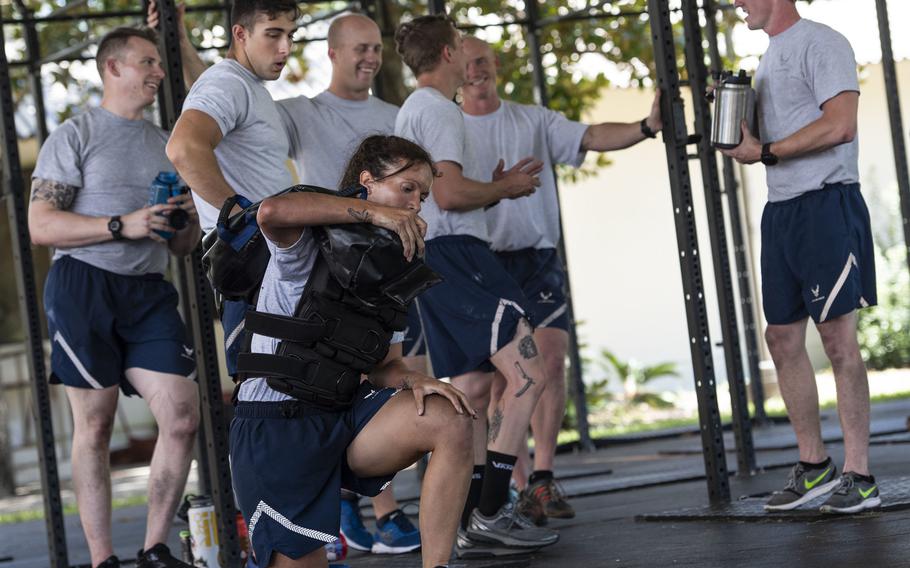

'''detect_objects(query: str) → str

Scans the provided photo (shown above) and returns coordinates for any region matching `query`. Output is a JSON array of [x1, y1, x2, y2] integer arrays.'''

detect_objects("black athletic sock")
[[478, 451, 517, 517], [798, 456, 831, 470], [460, 465, 485, 529], [528, 470, 554, 485], [846, 471, 875, 483]]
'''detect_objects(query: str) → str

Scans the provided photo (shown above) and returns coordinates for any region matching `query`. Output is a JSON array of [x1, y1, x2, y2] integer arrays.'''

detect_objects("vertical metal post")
[[523, 0, 594, 451], [647, 0, 730, 503], [360, 0, 385, 100], [14, 0, 49, 144], [427, 0, 446, 15], [702, 0, 767, 425], [156, 0, 240, 563], [876, 0, 910, 278], [680, 0, 755, 475], [0, 18, 69, 568]]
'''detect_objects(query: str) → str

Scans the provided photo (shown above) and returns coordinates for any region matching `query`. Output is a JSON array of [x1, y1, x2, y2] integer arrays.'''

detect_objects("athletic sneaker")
[[466, 501, 559, 549], [339, 496, 374, 552], [454, 527, 540, 559], [136, 543, 191, 568], [95, 556, 120, 568], [764, 459, 840, 511], [518, 477, 574, 525], [372, 509, 421, 554], [819, 472, 882, 514]]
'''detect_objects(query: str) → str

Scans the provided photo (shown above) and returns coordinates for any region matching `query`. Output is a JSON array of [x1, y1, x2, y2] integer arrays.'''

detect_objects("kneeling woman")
[[229, 135, 474, 568]]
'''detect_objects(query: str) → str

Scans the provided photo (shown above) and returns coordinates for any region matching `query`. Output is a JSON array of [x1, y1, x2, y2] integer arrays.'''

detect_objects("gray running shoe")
[[454, 528, 539, 559], [819, 472, 881, 514], [466, 502, 559, 549], [764, 460, 839, 511]]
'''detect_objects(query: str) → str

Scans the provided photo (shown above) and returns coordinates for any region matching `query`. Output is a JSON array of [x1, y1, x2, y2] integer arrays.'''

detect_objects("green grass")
[[0, 494, 149, 525]]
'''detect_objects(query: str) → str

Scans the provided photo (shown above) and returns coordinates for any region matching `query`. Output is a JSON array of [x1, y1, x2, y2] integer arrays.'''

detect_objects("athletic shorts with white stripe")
[[43, 256, 196, 396], [418, 235, 532, 378], [402, 299, 428, 358], [496, 247, 569, 331], [760, 182, 877, 325], [229, 382, 396, 566]]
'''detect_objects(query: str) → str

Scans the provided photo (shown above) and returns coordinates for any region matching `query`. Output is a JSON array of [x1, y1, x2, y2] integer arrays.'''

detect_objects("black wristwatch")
[[640, 118, 657, 139], [108, 216, 124, 241], [761, 142, 779, 166]]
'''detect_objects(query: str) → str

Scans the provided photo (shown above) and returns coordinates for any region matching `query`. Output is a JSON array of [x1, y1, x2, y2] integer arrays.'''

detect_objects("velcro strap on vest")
[[244, 310, 326, 343], [235, 351, 361, 410]]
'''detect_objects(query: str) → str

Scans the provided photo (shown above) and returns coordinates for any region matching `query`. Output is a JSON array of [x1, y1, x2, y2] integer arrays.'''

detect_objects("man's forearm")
[[30, 209, 111, 248], [582, 121, 647, 152], [767, 116, 855, 161], [170, 144, 236, 212], [179, 33, 207, 88], [434, 174, 503, 211]]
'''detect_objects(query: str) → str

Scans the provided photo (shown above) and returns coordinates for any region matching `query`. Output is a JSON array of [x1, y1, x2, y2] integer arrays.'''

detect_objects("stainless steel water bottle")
[[711, 70, 757, 149]]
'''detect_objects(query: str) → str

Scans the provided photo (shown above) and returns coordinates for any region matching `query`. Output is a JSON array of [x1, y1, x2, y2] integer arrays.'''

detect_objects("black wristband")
[[640, 118, 657, 139]]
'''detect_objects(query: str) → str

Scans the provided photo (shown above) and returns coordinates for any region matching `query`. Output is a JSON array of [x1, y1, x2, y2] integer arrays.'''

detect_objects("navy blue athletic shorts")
[[221, 299, 250, 376], [496, 248, 569, 331], [761, 182, 877, 325], [44, 256, 195, 396], [401, 299, 427, 358], [230, 382, 396, 565], [420, 235, 531, 378]]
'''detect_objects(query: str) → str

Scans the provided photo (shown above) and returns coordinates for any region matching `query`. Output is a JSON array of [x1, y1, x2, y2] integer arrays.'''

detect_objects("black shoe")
[[95, 556, 120, 568], [137, 543, 192, 568]]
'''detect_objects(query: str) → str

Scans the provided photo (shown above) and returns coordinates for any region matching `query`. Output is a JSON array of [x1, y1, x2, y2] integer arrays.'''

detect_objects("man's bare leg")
[[347, 394, 473, 567], [488, 372, 530, 490], [816, 311, 870, 475], [127, 369, 199, 550], [67, 385, 120, 567], [765, 318, 828, 463], [528, 328, 568, 473], [269, 548, 328, 568]]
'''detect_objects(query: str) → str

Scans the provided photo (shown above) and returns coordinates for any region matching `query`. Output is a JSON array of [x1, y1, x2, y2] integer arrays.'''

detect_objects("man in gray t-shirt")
[[395, 14, 559, 554], [29, 27, 201, 568], [460, 36, 662, 525], [275, 14, 399, 189], [723, 0, 878, 514]]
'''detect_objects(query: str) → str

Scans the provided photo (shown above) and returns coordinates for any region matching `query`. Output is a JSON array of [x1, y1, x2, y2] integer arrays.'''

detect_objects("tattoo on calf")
[[31, 178, 77, 210], [488, 406, 503, 443], [518, 335, 538, 359], [513, 361, 536, 398], [347, 207, 372, 223]]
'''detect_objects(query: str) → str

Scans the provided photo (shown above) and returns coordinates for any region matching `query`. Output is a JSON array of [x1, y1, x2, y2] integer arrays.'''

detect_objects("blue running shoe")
[[339, 496, 374, 552], [372, 509, 421, 554]]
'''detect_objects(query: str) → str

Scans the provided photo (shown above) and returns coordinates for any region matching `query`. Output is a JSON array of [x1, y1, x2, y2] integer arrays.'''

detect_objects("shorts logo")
[[810, 284, 826, 303], [491, 460, 514, 471], [364, 389, 379, 400], [538, 291, 555, 304], [181, 345, 194, 360]]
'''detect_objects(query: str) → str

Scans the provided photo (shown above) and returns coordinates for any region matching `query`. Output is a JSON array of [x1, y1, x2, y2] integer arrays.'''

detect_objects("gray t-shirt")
[[239, 229, 404, 402], [182, 59, 293, 230], [755, 18, 860, 202], [464, 101, 588, 251], [276, 91, 398, 189], [32, 107, 171, 276], [396, 87, 488, 242]]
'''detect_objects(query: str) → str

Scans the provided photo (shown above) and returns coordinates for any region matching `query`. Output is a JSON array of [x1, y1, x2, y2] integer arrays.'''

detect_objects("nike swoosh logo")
[[859, 485, 877, 499], [803, 467, 832, 490]]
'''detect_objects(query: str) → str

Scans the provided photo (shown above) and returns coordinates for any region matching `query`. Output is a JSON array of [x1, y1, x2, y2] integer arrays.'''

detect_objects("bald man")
[[152, 6, 419, 556], [460, 36, 662, 525]]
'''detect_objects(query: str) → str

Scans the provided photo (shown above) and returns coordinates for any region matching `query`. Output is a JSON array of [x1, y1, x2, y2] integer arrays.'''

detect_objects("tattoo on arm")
[[488, 406, 503, 443], [347, 207, 371, 223], [518, 335, 538, 359], [31, 178, 78, 210], [513, 361, 536, 397]]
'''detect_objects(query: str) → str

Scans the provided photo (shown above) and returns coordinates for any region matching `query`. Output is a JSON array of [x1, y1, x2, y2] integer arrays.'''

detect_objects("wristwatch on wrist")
[[761, 142, 779, 166], [640, 118, 657, 139], [108, 216, 124, 241]]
